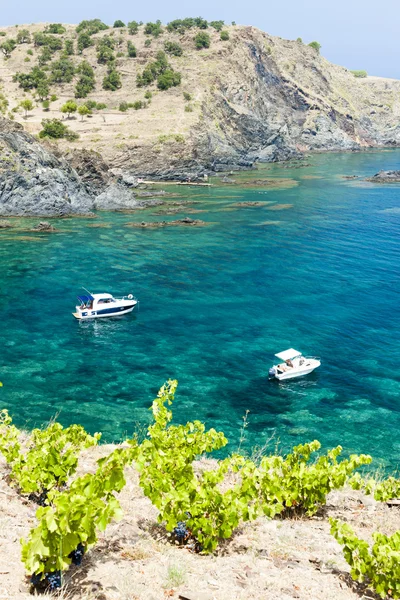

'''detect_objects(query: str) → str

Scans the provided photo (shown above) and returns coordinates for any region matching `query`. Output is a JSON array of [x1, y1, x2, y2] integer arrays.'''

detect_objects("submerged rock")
[[31, 221, 56, 232], [0, 219, 12, 228], [366, 170, 400, 183]]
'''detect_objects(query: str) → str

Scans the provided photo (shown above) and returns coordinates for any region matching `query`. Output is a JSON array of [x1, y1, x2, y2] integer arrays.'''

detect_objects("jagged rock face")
[[0, 119, 93, 216], [366, 170, 400, 182]]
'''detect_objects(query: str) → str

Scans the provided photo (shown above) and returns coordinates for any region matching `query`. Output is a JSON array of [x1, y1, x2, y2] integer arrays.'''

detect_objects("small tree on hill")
[[0, 39, 17, 57], [78, 104, 91, 120], [20, 98, 34, 117], [194, 32, 210, 49], [16, 29, 31, 44], [60, 100, 77, 118], [127, 41, 137, 57], [102, 69, 122, 91], [128, 21, 139, 35], [220, 30, 229, 41], [308, 41, 321, 53], [113, 20, 126, 28]]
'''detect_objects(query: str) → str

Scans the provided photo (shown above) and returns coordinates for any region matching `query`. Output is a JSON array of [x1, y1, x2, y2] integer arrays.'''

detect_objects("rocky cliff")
[[0, 22, 399, 212]]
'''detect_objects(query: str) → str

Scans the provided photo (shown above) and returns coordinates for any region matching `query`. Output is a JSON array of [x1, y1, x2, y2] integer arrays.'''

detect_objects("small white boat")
[[268, 348, 320, 381], [73, 292, 138, 320]]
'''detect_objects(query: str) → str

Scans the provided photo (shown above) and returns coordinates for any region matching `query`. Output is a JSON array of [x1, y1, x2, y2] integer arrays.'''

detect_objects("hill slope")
[[1, 21, 400, 178]]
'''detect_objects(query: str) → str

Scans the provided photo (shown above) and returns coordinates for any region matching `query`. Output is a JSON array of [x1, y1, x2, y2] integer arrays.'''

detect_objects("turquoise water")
[[1, 151, 400, 468]]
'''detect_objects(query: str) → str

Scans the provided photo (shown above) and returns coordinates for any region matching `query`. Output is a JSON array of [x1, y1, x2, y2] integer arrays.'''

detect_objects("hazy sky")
[[1, 0, 399, 78]]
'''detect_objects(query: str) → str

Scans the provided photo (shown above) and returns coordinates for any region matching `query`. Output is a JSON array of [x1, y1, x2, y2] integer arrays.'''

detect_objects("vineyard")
[[0, 381, 399, 599]]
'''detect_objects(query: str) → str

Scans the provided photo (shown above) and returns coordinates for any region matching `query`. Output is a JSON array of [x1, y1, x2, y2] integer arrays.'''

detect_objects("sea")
[[1, 150, 400, 469]]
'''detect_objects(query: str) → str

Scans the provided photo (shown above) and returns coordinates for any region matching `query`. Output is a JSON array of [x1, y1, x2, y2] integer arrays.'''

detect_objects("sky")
[[1, 0, 399, 79]]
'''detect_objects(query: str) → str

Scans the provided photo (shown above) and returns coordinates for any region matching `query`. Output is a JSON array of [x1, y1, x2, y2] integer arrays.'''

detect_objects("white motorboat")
[[268, 348, 320, 381], [73, 292, 138, 320]]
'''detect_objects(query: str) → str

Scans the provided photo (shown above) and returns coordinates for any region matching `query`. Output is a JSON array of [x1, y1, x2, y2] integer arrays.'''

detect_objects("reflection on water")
[[1, 151, 400, 469]]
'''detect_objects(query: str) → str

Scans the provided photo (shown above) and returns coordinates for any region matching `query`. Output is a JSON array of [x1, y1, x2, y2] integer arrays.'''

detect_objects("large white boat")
[[73, 292, 138, 320], [268, 348, 320, 381]]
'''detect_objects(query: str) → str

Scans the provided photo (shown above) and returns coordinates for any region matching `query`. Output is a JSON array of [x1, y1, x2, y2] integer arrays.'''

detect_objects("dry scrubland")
[[0, 444, 399, 600], [0, 21, 400, 173]]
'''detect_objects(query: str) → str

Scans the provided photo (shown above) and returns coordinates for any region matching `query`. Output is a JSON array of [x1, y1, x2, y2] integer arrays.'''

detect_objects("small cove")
[[1, 150, 400, 468]]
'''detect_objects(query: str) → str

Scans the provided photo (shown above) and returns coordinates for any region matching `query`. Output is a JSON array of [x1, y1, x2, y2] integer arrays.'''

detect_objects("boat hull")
[[271, 359, 321, 381], [73, 303, 137, 320]]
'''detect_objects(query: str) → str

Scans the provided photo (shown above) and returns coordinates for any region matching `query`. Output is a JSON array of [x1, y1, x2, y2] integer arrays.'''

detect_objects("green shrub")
[[0, 32, 6, 37], [220, 30, 229, 41], [78, 104, 91, 120], [44, 24, 66, 34], [184, 104, 193, 112], [77, 32, 93, 53], [75, 61, 96, 98], [183, 91, 192, 101], [144, 20, 163, 37], [102, 69, 122, 91], [127, 41, 137, 57], [350, 70, 367, 78], [167, 17, 208, 33], [96, 102, 107, 110], [144, 90, 152, 99], [50, 94, 57, 102], [33, 33, 62, 52], [13, 66, 48, 91], [296, 37, 303, 43], [128, 21, 139, 34], [60, 99, 77, 118], [119, 101, 129, 111], [24, 57, 30, 63], [331, 519, 400, 599], [76, 19, 108, 35], [113, 20, 126, 28], [42, 99, 50, 111], [38, 46, 52, 65], [0, 39, 17, 57], [97, 36, 115, 64], [194, 32, 210, 49], [50, 58, 75, 83], [157, 69, 181, 90], [27, 49, 33, 55], [132, 100, 143, 109], [16, 29, 31, 44], [308, 41, 321, 53], [144, 38, 151, 47], [136, 50, 171, 87], [64, 39, 74, 55], [39, 118, 78, 140], [210, 20, 224, 31], [164, 40, 183, 56]]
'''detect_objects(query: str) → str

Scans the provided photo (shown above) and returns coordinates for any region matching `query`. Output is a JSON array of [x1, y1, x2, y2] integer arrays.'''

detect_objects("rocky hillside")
[[0, 20, 400, 180]]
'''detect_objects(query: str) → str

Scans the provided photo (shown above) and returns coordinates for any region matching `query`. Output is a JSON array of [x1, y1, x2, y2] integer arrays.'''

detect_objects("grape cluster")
[[69, 543, 85, 566], [28, 490, 48, 506], [173, 521, 188, 542], [31, 570, 62, 591]]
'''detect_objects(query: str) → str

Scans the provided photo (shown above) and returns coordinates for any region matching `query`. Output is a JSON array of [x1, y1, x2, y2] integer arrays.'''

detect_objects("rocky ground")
[[1, 445, 399, 600]]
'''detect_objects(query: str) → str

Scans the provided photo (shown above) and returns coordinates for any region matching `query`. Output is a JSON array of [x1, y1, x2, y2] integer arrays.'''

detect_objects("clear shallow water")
[[1, 151, 400, 468]]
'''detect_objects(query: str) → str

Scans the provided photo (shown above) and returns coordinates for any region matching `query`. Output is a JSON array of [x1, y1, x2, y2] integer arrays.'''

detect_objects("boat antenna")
[[82, 286, 92, 296]]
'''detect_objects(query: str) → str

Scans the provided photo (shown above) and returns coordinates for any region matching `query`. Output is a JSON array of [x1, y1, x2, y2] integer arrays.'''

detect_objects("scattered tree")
[[14, 66, 48, 91], [42, 99, 50, 111], [157, 69, 181, 90], [60, 99, 77, 118], [308, 41, 321, 53], [144, 21, 163, 37], [45, 24, 66, 34], [183, 91, 192, 101], [296, 37, 303, 43], [119, 101, 129, 111], [210, 20, 224, 31], [39, 118, 79, 140], [113, 20, 125, 28], [220, 30, 229, 41], [164, 40, 183, 56], [36, 80, 50, 100], [74, 60, 96, 98], [128, 21, 139, 35], [127, 41, 137, 57], [144, 38, 151, 47], [102, 69, 122, 91], [64, 39, 74, 55], [51, 58, 75, 83], [19, 98, 34, 117], [16, 29, 31, 44], [33, 33, 62, 52], [97, 36, 115, 64], [76, 19, 108, 35], [194, 32, 210, 49], [38, 46, 52, 66], [0, 39, 17, 57], [144, 90, 152, 100], [77, 32, 93, 53], [78, 104, 91, 120]]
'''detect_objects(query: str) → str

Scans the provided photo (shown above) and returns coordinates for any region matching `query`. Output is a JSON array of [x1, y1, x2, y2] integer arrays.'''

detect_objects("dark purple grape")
[[46, 571, 62, 590], [173, 521, 188, 541], [69, 543, 85, 566]]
